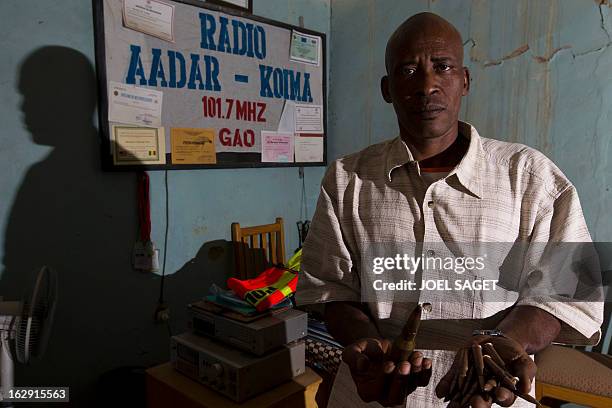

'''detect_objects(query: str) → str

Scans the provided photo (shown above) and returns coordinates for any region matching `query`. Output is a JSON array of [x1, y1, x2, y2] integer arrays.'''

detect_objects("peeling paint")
[[532, 45, 572, 63], [483, 60, 501, 67], [504, 44, 531, 60], [481, 44, 530, 67]]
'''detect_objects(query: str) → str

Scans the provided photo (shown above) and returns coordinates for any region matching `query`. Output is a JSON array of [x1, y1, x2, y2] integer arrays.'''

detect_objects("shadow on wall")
[[0, 46, 169, 407], [167, 239, 235, 331], [0, 46, 236, 407]]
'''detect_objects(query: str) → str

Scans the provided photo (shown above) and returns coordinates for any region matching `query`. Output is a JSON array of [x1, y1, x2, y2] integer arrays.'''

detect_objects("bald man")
[[296, 12, 602, 408]]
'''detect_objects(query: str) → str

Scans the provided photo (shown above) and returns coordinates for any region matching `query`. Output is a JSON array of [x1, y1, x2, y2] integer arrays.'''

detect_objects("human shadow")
[[165, 239, 236, 334], [0, 46, 168, 407]]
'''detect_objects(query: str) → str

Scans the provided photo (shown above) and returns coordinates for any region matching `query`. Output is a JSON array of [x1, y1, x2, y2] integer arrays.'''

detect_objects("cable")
[[159, 170, 169, 305]]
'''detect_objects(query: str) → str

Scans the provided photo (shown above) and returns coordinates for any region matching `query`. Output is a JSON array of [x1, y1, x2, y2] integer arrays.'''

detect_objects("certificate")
[[290, 31, 321, 66], [113, 126, 166, 165], [123, 0, 175, 42], [294, 104, 323, 133], [261, 131, 294, 163], [295, 135, 323, 163], [108, 81, 163, 127], [170, 128, 217, 164]]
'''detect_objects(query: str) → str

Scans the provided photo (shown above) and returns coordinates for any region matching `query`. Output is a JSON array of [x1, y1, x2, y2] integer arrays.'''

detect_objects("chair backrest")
[[231, 217, 285, 279]]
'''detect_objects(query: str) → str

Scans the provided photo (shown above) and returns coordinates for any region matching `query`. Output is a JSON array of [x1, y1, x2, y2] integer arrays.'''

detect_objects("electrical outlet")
[[133, 241, 159, 272]]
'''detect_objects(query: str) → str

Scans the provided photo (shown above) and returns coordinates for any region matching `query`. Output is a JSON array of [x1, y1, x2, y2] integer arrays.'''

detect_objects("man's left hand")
[[435, 335, 537, 407]]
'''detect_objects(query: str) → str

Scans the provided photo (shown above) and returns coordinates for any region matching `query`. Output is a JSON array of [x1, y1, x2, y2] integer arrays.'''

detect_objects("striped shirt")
[[296, 121, 603, 408]]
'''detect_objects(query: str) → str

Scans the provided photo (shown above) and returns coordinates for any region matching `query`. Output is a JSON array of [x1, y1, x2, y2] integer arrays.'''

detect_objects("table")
[[146, 362, 322, 408]]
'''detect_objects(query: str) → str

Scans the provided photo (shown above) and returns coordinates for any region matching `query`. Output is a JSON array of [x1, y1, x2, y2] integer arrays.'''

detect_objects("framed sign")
[[93, 0, 327, 170]]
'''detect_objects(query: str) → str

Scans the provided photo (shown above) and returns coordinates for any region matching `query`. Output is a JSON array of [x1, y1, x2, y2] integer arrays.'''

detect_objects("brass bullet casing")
[[483, 342, 506, 368], [471, 344, 485, 389], [391, 338, 417, 363], [483, 355, 517, 391], [441, 340, 543, 407], [460, 380, 479, 407], [390, 304, 426, 363], [460, 365, 475, 395], [458, 347, 470, 389], [448, 362, 460, 396]]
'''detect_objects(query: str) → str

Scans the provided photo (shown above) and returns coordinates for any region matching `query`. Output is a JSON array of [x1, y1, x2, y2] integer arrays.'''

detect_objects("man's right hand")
[[342, 337, 433, 407]]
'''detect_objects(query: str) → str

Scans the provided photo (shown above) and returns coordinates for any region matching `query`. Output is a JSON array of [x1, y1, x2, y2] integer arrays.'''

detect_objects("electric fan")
[[0, 266, 58, 403]]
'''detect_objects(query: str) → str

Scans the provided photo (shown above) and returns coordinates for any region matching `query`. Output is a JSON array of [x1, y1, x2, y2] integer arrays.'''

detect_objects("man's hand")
[[435, 335, 536, 408], [343, 337, 433, 407]]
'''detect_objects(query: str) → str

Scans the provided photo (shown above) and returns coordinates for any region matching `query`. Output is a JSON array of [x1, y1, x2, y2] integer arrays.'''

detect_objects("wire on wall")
[[157, 170, 172, 337], [159, 170, 169, 305]]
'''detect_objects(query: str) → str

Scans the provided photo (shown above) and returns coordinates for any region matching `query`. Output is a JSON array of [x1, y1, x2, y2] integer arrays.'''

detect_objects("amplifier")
[[187, 302, 307, 355], [171, 332, 305, 402]]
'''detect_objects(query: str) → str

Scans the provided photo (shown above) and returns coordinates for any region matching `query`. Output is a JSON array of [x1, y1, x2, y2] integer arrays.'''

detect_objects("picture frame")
[[93, 0, 327, 171]]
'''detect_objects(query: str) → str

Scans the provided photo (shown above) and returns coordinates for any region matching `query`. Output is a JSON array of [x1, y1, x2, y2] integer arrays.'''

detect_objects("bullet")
[[460, 366, 475, 395], [390, 304, 422, 363], [472, 344, 485, 390], [460, 380, 479, 407], [483, 355, 517, 391], [448, 365, 459, 397], [458, 347, 469, 389], [483, 342, 506, 368]]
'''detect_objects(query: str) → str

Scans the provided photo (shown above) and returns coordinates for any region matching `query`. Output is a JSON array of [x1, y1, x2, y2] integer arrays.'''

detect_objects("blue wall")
[[329, 0, 612, 240], [0, 0, 328, 405]]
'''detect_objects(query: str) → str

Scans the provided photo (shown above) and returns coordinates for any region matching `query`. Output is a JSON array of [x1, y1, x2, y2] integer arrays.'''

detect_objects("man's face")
[[382, 31, 469, 141]]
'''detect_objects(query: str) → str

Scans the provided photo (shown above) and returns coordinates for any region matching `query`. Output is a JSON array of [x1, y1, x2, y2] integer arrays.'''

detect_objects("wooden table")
[[146, 362, 322, 408]]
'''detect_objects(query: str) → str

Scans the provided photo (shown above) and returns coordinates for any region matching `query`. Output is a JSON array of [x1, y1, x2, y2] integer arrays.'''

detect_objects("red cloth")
[[227, 267, 298, 312]]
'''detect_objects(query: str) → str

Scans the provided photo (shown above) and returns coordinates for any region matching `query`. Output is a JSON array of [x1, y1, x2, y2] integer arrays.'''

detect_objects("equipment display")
[[171, 332, 305, 402], [187, 302, 307, 355]]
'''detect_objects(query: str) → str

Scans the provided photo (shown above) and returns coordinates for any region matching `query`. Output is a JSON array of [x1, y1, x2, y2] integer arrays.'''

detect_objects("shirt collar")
[[385, 136, 416, 181], [386, 121, 484, 198]]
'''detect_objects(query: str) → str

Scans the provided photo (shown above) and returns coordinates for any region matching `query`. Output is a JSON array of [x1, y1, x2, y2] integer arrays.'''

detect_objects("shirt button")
[[427, 201, 434, 208], [426, 250, 435, 257]]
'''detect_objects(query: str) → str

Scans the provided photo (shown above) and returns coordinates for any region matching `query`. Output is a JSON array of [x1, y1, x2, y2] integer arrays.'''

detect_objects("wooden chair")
[[231, 217, 286, 280], [535, 295, 612, 407]]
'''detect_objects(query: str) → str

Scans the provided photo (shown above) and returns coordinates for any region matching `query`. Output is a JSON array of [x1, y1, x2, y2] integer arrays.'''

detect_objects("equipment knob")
[[207, 363, 224, 380]]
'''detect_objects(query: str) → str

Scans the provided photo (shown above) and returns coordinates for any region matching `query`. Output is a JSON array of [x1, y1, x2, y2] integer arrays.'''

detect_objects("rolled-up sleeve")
[[295, 163, 361, 305], [516, 185, 604, 345]]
